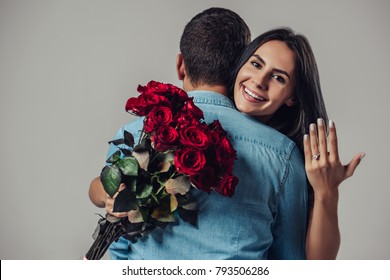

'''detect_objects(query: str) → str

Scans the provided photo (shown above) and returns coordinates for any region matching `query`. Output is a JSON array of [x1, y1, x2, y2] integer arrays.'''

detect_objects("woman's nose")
[[252, 72, 268, 90]]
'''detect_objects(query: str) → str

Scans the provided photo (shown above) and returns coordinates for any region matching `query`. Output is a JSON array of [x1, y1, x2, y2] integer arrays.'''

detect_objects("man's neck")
[[183, 81, 227, 96]]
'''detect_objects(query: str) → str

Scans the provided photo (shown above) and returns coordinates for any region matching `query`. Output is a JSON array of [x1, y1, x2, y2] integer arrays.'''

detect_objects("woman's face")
[[234, 40, 296, 122]]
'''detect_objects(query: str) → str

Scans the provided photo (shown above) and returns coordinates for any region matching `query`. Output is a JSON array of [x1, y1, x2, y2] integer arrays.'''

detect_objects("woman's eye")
[[272, 74, 285, 84], [251, 61, 261, 69]]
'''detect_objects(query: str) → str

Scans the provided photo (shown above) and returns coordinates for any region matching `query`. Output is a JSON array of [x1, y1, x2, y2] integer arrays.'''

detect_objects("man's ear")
[[176, 53, 186, 80], [285, 97, 297, 107]]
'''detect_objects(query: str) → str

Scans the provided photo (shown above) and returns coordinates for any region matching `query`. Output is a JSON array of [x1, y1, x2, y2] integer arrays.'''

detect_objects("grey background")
[[0, 0, 388, 260]]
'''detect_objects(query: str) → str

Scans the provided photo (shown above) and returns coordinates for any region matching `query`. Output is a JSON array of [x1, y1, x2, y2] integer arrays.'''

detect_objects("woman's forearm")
[[306, 192, 340, 260], [88, 176, 106, 208]]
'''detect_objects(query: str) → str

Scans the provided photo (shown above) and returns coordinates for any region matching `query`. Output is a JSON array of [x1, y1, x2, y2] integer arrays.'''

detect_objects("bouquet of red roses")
[[85, 81, 238, 259]]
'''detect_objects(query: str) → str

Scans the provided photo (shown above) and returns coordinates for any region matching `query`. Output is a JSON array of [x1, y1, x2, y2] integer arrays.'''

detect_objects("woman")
[[229, 28, 365, 259]]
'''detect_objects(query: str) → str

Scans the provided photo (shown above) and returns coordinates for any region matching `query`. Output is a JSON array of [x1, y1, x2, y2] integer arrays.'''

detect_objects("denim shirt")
[[107, 90, 308, 260]]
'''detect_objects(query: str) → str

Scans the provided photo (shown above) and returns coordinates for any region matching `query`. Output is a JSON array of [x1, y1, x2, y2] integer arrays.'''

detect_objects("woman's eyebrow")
[[252, 54, 291, 80], [252, 54, 266, 65]]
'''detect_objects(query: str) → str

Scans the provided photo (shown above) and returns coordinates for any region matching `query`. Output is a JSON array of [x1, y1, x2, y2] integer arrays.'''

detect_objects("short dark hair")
[[230, 27, 328, 153], [180, 7, 251, 87]]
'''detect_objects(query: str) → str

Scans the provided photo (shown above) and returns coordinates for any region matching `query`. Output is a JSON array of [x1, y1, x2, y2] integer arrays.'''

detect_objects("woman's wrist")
[[313, 187, 339, 207]]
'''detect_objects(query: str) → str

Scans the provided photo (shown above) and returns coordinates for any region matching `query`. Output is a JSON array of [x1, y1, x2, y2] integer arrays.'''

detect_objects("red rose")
[[152, 126, 179, 152], [216, 136, 237, 160], [125, 97, 148, 116], [179, 125, 210, 150], [137, 81, 189, 107], [166, 83, 189, 103], [143, 105, 173, 133], [137, 81, 170, 95], [208, 120, 224, 133], [189, 165, 216, 193], [207, 120, 225, 143], [180, 98, 204, 121], [215, 174, 238, 197], [126, 92, 170, 116], [174, 148, 206, 176], [175, 112, 200, 128]]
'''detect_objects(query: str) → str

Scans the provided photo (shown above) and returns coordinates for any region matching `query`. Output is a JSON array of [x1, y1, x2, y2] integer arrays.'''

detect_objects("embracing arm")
[[88, 125, 128, 209], [88, 176, 106, 208], [304, 118, 365, 259], [89, 176, 128, 218]]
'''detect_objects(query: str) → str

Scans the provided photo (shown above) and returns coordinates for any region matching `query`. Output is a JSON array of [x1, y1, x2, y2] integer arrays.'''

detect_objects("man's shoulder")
[[224, 113, 297, 159], [192, 97, 297, 159]]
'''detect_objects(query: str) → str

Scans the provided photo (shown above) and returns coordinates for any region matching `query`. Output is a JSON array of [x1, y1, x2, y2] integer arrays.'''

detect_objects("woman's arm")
[[89, 176, 128, 218], [303, 118, 365, 259], [305, 188, 340, 259], [88, 176, 107, 208]]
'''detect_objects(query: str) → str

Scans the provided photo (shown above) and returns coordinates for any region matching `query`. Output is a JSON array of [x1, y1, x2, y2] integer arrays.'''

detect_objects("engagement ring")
[[312, 153, 320, 160]]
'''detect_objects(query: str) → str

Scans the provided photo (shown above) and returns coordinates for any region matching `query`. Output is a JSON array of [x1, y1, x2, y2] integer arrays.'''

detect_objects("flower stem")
[[85, 216, 124, 260]]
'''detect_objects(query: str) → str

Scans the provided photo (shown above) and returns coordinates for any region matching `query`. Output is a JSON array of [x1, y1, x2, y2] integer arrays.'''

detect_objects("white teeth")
[[244, 87, 265, 101]]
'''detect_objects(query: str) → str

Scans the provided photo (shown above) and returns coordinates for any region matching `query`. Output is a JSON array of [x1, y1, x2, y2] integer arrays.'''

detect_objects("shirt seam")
[[230, 135, 294, 159], [191, 97, 235, 109]]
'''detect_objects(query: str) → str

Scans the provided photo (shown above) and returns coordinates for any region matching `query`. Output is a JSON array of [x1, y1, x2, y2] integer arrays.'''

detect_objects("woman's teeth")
[[244, 87, 265, 101]]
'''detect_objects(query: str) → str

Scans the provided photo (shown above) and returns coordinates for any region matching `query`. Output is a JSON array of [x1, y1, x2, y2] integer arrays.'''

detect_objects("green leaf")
[[178, 208, 198, 226], [106, 150, 121, 164], [170, 194, 178, 212], [136, 184, 153, 199], [117, 157, 139, 176], [151, 192, 159, 204], [151, 207, 176, 223], [123, 130, 135, 147], [123, 175, 137, 192], [120, 148, 133, 157], [134, 137, 151, 153], [138, 206, 150, 222], [108, 138, 124, 146], [113, 188, 138, 212], [100, 165, 121, 197]]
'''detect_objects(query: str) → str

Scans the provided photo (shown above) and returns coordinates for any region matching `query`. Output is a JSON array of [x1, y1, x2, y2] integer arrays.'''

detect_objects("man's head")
[[177, 7, 250, 90]]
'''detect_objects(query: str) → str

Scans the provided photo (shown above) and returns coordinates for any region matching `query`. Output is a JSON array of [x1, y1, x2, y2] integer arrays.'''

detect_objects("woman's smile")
[[242, 84, 267, 102]]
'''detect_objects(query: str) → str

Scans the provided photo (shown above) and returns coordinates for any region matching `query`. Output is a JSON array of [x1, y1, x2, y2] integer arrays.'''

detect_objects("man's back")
[[108, 91, 308, 259]]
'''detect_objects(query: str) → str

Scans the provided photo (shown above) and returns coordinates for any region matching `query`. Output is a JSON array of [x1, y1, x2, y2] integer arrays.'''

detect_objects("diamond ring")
[[312, 153, 320, 160]]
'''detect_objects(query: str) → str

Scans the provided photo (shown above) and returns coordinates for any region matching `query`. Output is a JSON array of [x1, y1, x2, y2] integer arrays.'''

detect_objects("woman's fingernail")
[[304, 134, 309, 141], [360, 153, 366, 160], [329, 120, 334, 128], [317, 118, 324, 126], [310, 123, 316, 131]]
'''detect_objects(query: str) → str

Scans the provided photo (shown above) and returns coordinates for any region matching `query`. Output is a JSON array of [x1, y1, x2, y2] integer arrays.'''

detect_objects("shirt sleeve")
[[106, 126, 126, 160], [105, 117, 144, 161], [268, 145, 308, 259]]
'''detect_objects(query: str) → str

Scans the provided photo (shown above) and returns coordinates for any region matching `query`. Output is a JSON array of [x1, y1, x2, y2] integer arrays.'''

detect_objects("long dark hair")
[[229, 27, 328, 154]]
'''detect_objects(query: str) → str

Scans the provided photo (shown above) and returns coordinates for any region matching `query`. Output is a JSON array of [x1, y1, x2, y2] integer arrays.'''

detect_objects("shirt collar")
[[187, 90, 235, 109]]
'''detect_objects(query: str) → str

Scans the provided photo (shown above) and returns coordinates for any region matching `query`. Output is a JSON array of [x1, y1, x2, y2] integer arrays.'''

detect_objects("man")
[[89, 7, 308, 259]]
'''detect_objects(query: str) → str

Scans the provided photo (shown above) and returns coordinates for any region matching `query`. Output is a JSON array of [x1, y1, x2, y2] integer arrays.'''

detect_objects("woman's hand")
[[303, 118, 365, 259], [303, 118, 365, 199], [105, 184, 128, 218]]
